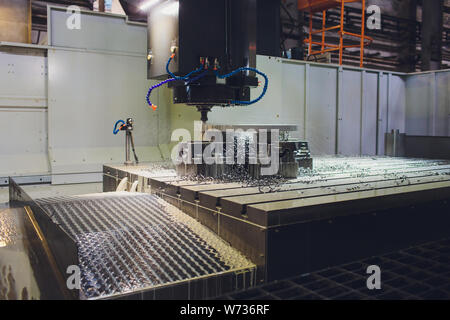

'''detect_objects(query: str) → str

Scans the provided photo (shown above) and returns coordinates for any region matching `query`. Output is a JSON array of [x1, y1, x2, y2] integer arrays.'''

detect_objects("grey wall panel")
[[45, 8, 169, 184], [47, 49, 163, 180], [0, 50, 47, 108], [281, 61, 305, 140], [307, 66, 337, 155], [0, 47, 49, 177], [388, 75, 406, 133], [362, 72, 378, 156], [377, 74, 388, 155], [48, 6, 146, 55], [405, 73, 433, 136], [338, 70, 362, 155], [436, 72, 450, 136], [405, 70, 450, 138], [0, 108, 49, 176]]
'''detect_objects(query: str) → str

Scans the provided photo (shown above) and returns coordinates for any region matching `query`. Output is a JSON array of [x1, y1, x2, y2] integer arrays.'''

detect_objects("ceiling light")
[[161, 1, 179, 15], [140, 0, 160, 11]]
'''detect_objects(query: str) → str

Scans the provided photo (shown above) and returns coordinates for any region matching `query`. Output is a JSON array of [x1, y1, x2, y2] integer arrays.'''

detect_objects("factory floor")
[[218, 238, 450, 300]]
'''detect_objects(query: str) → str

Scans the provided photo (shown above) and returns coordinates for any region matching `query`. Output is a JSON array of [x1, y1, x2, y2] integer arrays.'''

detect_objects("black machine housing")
[[147, 0, 280, 113]]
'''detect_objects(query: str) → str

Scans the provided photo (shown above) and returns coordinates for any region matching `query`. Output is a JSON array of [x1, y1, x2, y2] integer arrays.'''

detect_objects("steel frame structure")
[[299, 0, 373, 67]]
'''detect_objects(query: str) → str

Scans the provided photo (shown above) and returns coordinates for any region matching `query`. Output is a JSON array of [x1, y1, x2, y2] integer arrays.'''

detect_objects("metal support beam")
[[99, 0, 105, 12], [398, 0, 418, 72], [421, 0, 444, 71]]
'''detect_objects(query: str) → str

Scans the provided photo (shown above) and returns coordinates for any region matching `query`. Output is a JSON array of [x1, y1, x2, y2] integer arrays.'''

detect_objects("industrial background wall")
[[406, 71, 450, 137], [206, 56, 407, 156], [0, 45, 49, 181], [0, 7, 449, 185]]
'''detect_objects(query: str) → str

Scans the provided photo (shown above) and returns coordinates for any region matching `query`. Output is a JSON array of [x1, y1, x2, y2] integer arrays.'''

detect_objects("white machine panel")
[[47, 49, 163, 182], [48, 6, 146, 55]]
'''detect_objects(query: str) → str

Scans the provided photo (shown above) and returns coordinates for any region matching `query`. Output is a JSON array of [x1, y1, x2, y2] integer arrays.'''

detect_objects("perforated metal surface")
[[36, 193, 255, 299]]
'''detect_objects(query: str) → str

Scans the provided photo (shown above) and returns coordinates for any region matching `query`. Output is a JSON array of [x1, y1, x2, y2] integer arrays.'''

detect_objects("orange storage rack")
[[298, 0, 373, 67]]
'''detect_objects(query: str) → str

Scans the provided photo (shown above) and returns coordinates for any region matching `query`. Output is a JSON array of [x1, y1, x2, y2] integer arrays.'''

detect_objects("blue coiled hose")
[[146, 56, 269, 109], [214, 67, 269, 105], [113, 120, 125, 135]]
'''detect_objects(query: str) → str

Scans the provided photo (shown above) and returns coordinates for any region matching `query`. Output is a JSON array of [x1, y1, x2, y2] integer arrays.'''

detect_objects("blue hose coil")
[[146, 56, 269, 108], [113, 120, 125, 135], [215, 67, 269, 105]]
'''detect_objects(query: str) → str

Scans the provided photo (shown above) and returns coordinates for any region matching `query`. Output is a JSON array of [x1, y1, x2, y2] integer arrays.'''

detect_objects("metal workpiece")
[[34, 192, 255, 300], [173, 129, 312, 179]]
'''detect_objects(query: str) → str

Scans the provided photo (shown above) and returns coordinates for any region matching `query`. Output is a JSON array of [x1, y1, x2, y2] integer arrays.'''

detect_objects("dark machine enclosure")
[[147, 0, 257, 79], [146, 0, 281, 107]]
